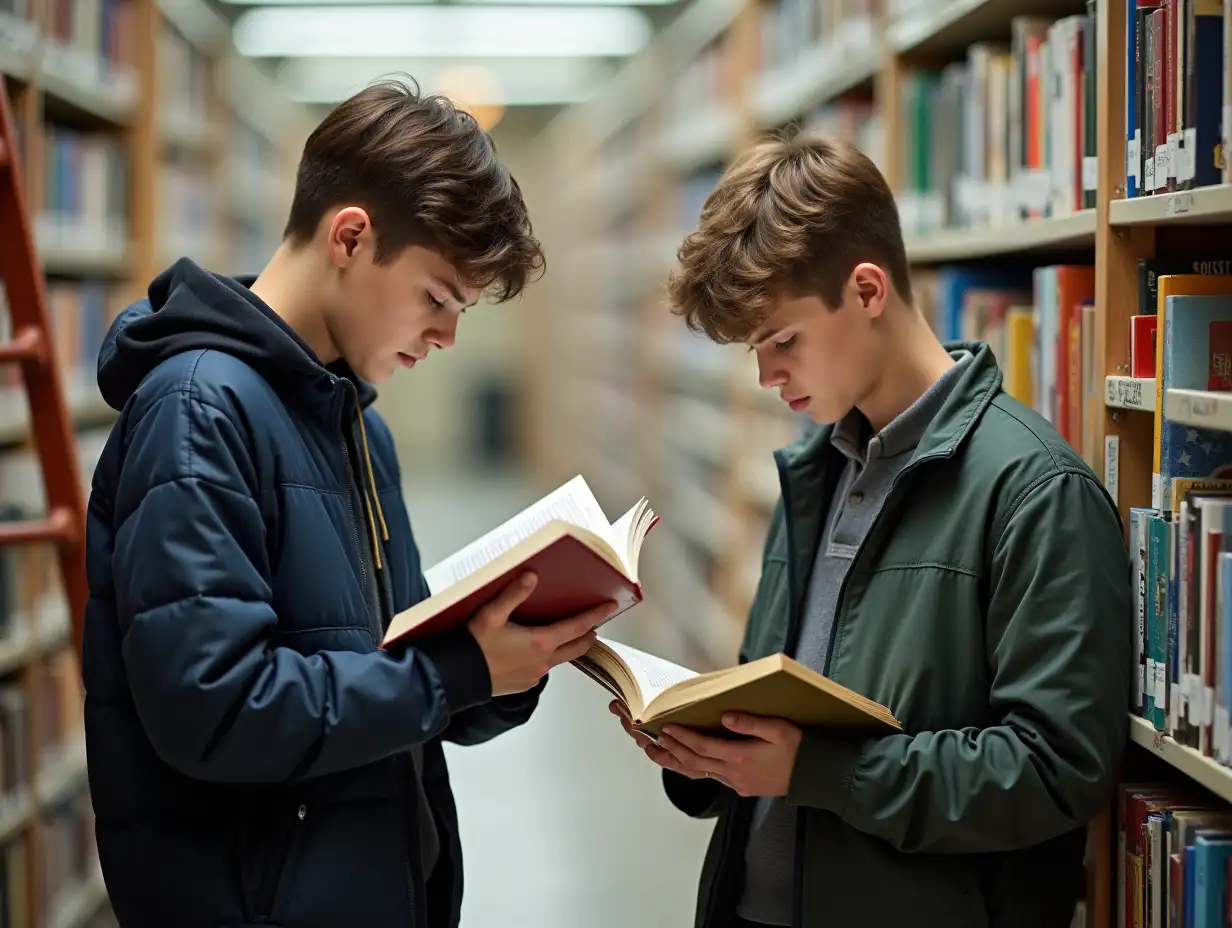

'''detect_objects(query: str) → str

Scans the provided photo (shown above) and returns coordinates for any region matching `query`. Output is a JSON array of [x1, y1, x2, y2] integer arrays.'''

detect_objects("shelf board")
[[905, 210, 1096, 263], [1109, 184, 1232, 227], [751, 24, 879, 128], [657, 102, 738, 172], [1165, 388, 1232, 432], [1128, 715, 1232, 803], [36, 741, 88, 810], [1105, 376, 1156, 412], [0, 12, 38, 82], [50, 869, 108, 928], [0, 790, 33, 844], [889, 0, 1093, 57]]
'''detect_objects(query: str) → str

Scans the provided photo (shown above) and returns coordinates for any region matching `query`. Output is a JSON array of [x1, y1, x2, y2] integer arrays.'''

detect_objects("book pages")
[[601, 639, 697, 707], [423, 475, 612, 593]]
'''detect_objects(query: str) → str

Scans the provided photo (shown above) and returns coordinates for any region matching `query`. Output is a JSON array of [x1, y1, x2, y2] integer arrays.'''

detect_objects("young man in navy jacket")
[[82, 78, 608, 928]]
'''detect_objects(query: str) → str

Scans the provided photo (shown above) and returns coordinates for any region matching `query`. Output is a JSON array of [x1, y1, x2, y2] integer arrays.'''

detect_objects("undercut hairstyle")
[[667, 132, 913, 344], [284, 76, 544, 302]]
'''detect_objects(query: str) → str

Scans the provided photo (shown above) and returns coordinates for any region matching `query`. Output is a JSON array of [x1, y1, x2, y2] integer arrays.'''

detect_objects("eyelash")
[[775, 335, 797, 351]]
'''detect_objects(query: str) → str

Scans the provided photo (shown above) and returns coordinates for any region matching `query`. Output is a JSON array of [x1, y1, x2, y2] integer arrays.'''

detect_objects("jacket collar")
[[777, 340, 1002, 477]]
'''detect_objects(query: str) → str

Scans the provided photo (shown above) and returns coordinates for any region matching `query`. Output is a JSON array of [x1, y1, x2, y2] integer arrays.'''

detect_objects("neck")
[[250, 242, 341, 365], [856, 302, 956, 433]]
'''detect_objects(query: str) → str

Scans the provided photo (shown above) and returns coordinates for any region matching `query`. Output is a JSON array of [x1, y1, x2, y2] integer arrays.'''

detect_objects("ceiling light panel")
[[277, 56, 611, 106], [233, 5, 653, 58]]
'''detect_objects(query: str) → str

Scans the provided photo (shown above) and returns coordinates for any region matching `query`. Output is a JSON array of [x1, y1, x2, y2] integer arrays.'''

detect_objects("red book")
[[382, 475, 658, 647], [1208, 321, 1232, 389], [1132, 314, 1160, 377], [1152, 9, 1168, 193]]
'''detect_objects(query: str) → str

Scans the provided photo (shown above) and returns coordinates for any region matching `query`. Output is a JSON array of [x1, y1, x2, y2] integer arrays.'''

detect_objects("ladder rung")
[[0, 507, 76, 547], [0, 326, 47, 364]]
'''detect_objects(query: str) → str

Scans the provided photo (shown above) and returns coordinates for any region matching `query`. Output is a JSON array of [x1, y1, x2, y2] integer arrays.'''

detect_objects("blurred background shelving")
[[1, 1, 307, 924], [4, 0, 1232, 923]]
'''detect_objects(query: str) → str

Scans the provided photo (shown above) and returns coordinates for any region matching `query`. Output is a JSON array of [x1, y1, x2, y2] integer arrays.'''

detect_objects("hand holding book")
[[610, 700, 801, 798], [468, 572, 615, 696]]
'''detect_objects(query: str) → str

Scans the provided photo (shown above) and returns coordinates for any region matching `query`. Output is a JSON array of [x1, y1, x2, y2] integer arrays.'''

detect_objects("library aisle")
[[403, 471, 715, 928]]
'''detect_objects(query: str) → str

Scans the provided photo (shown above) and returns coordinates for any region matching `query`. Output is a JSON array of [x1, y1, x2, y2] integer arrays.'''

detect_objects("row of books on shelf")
[[913, 262, 1102, 466], [1119, 781, 1232, 928], [157, 18, 213, 126], [41, 124, 128, 243], [0, 280, 122, 394], [2, 791, 100, 928], [1124, 0, 1229, 198], [756, 0, 874, 76], [897, 8, 1097, 235]]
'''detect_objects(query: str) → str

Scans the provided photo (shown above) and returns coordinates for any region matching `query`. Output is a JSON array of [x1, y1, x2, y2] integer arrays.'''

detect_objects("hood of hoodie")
[[97, 257, 377, 414]]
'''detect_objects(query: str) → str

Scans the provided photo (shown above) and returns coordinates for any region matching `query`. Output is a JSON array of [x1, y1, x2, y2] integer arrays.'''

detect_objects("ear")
[[850, 263, 889, 319], [327, 207, 373, 268]]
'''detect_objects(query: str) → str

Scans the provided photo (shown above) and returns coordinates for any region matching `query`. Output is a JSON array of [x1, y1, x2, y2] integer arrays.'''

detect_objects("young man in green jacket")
[[611, 135, 1132, 927]]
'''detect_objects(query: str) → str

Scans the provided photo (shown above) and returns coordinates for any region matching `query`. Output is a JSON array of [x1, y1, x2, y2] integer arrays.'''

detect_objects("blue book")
[[935, 266, 1033, 343], [1125, 0, 1138, 197], [1193, 833, 1232, 926], [1181, 0, 1224, 189], [1132, 507, 1153, 712], [1159, 294, 1232, 510], [1149, 513, 1171, 729]]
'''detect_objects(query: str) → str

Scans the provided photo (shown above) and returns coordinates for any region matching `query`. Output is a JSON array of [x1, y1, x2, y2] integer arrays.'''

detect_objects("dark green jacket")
[[664, 341, 1132, 928]]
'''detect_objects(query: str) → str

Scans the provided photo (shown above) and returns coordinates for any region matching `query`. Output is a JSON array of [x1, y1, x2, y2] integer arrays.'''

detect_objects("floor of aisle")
[[403, 468, 716, 928]]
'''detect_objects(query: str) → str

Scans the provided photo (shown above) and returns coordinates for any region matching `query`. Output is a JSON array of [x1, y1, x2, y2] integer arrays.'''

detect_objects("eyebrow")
[[748, 326, 784, 349], [433, 274, 476, 309]]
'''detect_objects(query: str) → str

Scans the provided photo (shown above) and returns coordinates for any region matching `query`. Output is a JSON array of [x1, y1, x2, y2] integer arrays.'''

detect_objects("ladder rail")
[[0, 82, 91, 660]]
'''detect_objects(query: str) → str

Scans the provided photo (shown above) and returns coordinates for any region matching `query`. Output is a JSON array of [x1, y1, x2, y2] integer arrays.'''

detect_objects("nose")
[[757, 352, 786, 390], [427, 317, 458, 351]]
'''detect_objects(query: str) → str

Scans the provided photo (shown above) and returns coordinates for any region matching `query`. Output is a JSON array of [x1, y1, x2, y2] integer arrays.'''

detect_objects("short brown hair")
[[668, 132, 912, 343], [284, 76, 543, 302]]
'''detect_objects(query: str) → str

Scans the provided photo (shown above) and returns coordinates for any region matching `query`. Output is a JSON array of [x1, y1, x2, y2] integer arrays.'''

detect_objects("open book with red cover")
[[382, 475, 658, 648]]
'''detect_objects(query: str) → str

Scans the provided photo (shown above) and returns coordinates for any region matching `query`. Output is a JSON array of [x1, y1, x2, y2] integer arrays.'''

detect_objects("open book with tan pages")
[[382, 476, 658, 648], [574, 638, 901, 740]]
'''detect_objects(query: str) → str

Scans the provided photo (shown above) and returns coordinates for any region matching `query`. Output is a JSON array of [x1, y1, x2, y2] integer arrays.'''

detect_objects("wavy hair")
[[284, 75, 544, 302], [667, 132, 912, 343]]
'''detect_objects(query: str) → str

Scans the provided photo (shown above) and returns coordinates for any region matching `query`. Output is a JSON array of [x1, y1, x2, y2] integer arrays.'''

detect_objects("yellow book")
[[1152, 275, 1232, 508], [574, 638, 901, 740], [1004, 306, 1035, 405]]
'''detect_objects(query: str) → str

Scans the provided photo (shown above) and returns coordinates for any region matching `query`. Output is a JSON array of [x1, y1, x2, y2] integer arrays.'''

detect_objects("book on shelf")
[[1117, 782, 1232, 928], [1151, 277, 1232, 509], [895, 6, 1097, 236], [382, 476, 658, 648], [1125, 0, 1224, 198], [573, 637, 901, 740]]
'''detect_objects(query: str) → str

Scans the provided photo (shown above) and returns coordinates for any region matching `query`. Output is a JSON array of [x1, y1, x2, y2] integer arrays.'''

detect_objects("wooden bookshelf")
[[0, 1, 308, 925], [531, 0, 1232, 923]]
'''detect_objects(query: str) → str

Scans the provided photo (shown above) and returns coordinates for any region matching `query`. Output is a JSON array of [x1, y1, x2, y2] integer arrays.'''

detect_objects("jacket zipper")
[[254, 801, 307, 918], [333, 379, 416, 926], [772, 447, 946, 927]]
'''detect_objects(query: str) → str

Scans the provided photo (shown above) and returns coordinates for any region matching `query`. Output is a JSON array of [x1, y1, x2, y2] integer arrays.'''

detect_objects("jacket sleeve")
[[662, 769, 731, 819], [785, 469, 1132, 854], [417, 566, 547, 746], [113, 388, 492, 783]]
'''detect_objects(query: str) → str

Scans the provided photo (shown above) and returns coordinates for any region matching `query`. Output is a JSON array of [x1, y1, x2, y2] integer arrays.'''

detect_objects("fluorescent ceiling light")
[[233, 6, 652, 58], [277, 57, 610, 106]]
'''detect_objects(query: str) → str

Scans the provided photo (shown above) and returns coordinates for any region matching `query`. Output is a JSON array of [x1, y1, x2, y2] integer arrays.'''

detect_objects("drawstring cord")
[[355, 410, 389, 571]]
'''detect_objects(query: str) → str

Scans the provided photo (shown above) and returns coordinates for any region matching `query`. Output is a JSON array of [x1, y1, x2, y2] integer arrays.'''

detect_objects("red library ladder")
[[0, 80, 89, 660]]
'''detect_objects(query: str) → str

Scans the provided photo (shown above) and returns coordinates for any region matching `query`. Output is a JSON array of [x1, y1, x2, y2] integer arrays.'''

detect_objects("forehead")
[[748, 293, 815, 344], [388, 245, 482, 306]]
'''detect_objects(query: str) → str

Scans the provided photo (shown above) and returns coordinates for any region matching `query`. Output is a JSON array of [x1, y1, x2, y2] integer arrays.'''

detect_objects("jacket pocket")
[[252, 801, 309, 920]]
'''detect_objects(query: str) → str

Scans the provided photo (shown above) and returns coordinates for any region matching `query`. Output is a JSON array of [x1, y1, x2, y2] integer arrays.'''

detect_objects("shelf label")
[[1082, 156, 1098, 193], [1106, 377, 1150, 409], [1104, 436, 1120, 505], [1167, 192, 1195, 216]]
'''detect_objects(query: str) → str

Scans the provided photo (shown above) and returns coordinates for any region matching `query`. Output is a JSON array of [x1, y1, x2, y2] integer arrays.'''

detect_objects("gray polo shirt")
[[737, 349, 973, 926]]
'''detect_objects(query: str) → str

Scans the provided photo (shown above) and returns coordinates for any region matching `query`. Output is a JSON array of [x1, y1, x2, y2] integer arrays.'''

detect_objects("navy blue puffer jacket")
[[83, 258, 544, 928]]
